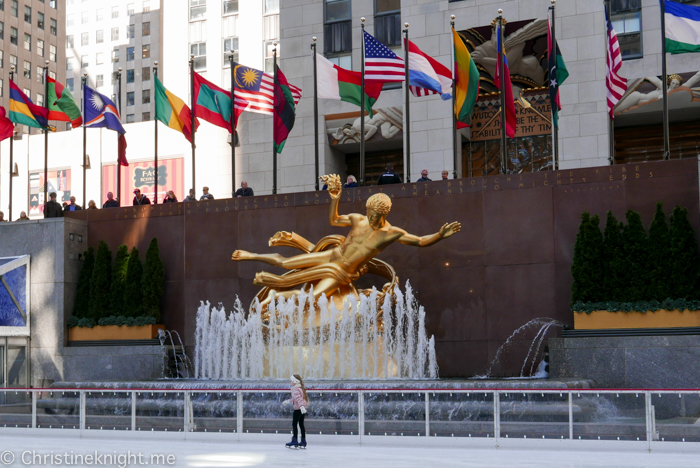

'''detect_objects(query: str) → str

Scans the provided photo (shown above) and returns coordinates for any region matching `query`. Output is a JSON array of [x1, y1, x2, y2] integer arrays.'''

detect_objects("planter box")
[[68, 324, 165, 341], [574, 309, 700, 330]]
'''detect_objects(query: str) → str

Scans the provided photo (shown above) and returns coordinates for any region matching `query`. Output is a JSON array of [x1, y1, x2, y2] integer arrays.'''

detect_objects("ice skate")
[[285, 436, 299, 449]]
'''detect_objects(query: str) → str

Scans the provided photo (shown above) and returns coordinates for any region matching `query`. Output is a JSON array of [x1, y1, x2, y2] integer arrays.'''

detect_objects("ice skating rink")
[[0, 434, 698, 468]]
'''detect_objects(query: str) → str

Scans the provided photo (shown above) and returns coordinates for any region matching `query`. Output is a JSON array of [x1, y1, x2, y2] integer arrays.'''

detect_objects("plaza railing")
[[0, 388, 698, 451]]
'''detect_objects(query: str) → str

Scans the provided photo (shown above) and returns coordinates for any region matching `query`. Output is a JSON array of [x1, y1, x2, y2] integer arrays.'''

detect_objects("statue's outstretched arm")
[[320, 174, 351, 227], [398, 222, 462, 247]]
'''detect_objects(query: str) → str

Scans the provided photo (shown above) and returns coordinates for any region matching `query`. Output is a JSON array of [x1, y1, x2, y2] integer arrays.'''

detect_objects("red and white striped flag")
[[363, 30, 405, 82], [605, 9, 627, 119], [233, 64, 302, 116]]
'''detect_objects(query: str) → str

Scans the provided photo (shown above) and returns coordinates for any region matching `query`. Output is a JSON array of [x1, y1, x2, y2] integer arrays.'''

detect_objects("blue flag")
[[84, 85, 126, 134]]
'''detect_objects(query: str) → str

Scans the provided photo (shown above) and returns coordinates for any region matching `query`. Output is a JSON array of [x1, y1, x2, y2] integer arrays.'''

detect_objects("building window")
[[67, 78, 74, 92], [81, 55, 88, 68], [264, 0, 279, 14], [127, 3, 134, 15], [81, 11, 88, 24], [127, 69, 134, 82], [142, 44, 150, 58], [324, 0, 352, 61], [126, 92, 134, 106], [96, 52, 104, 64], [142, 111, 150, 121], [36, 93, 44, 107], [67, 14, 74, 26], [23, 88, 30, 97], [50, 45, 56, 62], [223, 37, 239, 65], [38, 12, 44, 29], [10, 27, 17, 45], [50, 18, 57, 35], [36, 66, 43, 83], [142, 66, 150, 80], [24, 33, 31, 51], [263, 41, 278, 74], [0, 51, 4, 68], [142, 89, 150, 104], [112, 49, 119, 62], [112, 6, 119, 18], [611, 0, 642, 59], [143, 22, 150, 36], [67, 35, 74, 48], [126, 114, 135, 123], [50, 0, 56, 7], [96, 8, 104, 22], [9, 55, 17, 70], [111, 27, 119, 41], [190, 0, 206, 20], [96, 74, 104, 87], [0, 80, 3, 98], [223, 0, 238, 15], [23, 61, 30, 79], [127, 47, 134, 61], [374, 0, 400, 47], [10, 0, 16, 17], [24, 5, 30, 23], [96, 30, 104, 43], [38, 39, 44, 57], [128, 24, 135, 39], [190, 42, 206, 71], [49, 71, 56, 80], [0, 22, 4, 40], [143, 0, 150, 13], [81, 32, 89, 46]]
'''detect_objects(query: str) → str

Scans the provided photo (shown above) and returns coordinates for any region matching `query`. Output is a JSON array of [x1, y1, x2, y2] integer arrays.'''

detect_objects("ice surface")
[[0, 434, 696, 468]]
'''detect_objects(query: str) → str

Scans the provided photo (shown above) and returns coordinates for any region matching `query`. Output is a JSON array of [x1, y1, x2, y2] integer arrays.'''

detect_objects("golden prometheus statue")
[[231, 174, 461, 321]]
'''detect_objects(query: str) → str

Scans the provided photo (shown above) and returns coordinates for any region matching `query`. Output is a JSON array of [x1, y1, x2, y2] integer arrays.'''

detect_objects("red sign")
[[102, 158, 185, 206]]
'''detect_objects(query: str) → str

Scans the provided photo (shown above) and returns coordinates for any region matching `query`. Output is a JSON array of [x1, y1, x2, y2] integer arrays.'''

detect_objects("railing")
[[0, 388, 698, 450]]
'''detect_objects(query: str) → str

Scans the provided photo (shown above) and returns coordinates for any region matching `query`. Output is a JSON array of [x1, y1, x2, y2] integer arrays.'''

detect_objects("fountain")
[[193, 282, 438, 380], [157, 328, 193, 379]]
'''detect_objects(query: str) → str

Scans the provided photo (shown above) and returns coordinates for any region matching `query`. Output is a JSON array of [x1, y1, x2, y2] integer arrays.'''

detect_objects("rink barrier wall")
[[0, 388, 696, 452]]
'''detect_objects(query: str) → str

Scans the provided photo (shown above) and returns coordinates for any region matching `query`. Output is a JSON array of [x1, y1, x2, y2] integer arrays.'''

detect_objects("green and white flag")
[[664, 0, 700, 54]]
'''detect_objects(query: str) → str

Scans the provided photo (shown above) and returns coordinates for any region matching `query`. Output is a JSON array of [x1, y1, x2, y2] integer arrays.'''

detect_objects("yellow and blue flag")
[[9, 81, 50, 129]]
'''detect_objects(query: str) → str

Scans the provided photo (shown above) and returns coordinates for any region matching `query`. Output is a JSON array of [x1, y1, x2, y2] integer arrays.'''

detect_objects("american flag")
[[605, 8, 627, 119], [233, 64, 302, 115], [363, 30, 405, 82]]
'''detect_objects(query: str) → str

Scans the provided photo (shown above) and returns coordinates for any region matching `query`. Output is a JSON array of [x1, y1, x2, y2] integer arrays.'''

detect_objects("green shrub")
[[142, 238, 165, 322], [109, 245, 130, 317], [669, 206, 700, 299], [88, 241, 112, 320], [647, 203, 671, 302], [571, 213, 604, 305], [602, 211, 625, 302], [73, 247, 95, 319], [621, 210, 648, 302], [123, 247, 143, 317]]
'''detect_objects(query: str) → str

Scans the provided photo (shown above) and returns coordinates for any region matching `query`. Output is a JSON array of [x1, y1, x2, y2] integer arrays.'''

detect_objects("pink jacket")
[[291, 385, 308, 410]]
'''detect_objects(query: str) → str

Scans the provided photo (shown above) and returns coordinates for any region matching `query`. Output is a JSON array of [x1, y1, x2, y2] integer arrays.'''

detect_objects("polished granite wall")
[[65, 159, 700, 378]]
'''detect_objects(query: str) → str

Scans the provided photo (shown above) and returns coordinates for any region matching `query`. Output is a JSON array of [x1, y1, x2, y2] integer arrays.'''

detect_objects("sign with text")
[[471, 95, 552, 142], [28, 170, 71, 218], [102, 158, 184, 206]]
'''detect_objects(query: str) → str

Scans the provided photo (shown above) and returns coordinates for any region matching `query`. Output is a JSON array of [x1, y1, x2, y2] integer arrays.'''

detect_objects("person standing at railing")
[[284, 374, 309, 449]]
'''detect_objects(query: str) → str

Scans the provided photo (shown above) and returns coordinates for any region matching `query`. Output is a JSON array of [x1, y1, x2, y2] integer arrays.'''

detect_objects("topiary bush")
[[142, 238, 165, 323], [88, 241, 112, 321], [109, 245, 130, 317], [73, 247, 95, 319], [602, 211, 625, 302], [621, 210, 648, 302], [571, 212, 604, 305], [123, 247, 143, 317], [668, 206, 700, 300], [647, 203, 671, 302]]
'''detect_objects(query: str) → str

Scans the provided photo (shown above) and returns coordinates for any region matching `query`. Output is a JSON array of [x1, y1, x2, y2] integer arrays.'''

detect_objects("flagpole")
[[403, 23, 411, 183], [189, 54, 196, 195], [660, 0, 670, 160], [272, 42, 278, 195], [360, 17, 366, 186], [498, 10, 507, 174], [605, 0, 615, 165], [153, 62, 159, 204], [8, 66, 14, 221], [311, 37, 320, 191], [549, 1, 559, 171], [451, 15, 457, 179], [44, 61, 49, 208], [229, 52, 236, 198], [116, 67, 122, 205], [81, 73, 87, 209]]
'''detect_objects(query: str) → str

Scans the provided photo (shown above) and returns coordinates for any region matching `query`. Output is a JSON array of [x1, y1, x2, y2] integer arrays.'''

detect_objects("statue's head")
[[366, 193, 392, 228]]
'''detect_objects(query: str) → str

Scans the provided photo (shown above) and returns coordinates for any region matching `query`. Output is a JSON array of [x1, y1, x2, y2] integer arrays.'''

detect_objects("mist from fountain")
[[157, 329, 193, 379], [194, 282, 438, 380]]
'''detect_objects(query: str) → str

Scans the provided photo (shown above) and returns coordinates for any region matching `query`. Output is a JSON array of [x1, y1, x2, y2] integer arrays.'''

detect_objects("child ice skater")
[[285, 374, 309, 449]]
